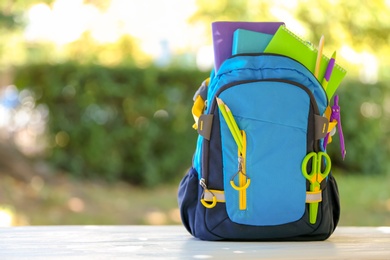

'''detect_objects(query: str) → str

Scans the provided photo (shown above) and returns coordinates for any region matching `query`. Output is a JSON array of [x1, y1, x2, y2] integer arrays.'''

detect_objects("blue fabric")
[[178, 53, 340, 240], [207, 54, 328, 115], [195, 54, 327, 183], [193, 135, 203, 178], [219, 81, 308, 225]]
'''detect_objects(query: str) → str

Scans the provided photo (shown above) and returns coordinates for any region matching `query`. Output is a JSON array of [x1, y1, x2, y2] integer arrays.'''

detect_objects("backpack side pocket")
[[178, 167, 199, 235], [327, 174, 340, 230]]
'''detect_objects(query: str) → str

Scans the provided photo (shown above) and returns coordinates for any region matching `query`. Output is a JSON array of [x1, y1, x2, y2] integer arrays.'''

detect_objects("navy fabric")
[[177, 167, 198, 235]]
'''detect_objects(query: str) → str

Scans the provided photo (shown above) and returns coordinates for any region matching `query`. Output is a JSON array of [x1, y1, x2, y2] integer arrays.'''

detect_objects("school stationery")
[[216, 97, 243, 151], [224, 102, 243, 149], [232, 29, 273, 55], [322, 51, 337, 90], [301, 152, 331, 224], [264, 25, 346, 99], [315, 35, 325, 79], [212, 21, 284, 72], [324, 95, 346, 159]]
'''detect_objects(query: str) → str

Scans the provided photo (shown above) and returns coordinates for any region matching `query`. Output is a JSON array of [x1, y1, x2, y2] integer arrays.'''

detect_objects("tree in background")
[[0, 0, 53, 181], [191, 0, 390, 175], [192, 0, 390, 80], [0, 0, 57, 66], [2, 0, 390, 184]]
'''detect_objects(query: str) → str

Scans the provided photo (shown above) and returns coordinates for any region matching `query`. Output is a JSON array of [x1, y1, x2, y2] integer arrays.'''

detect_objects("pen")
[[322, 51, 336, 90], [314, 35, 325, 79], [216, 98, 243, 151]]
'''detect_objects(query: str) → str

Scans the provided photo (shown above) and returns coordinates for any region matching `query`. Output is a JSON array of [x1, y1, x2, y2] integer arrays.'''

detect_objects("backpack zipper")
[[226, 53, 328, 97], [201, 79, 321, 193], [228, 130, 249, 210]]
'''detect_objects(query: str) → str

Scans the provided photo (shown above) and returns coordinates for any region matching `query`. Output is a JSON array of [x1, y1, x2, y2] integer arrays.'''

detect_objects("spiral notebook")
[[264, 25, 347, 99]]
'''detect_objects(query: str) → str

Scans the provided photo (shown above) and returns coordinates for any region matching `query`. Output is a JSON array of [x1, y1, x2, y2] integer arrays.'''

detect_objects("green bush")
[[14, 63, 208, 186], [13, 62, 389, 185], [327, 80, 390, 174]]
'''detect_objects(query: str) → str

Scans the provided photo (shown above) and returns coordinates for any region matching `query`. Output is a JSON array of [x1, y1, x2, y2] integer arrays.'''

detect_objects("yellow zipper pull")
[[230, 131, 250, 210], [230, 156, 250, 191]]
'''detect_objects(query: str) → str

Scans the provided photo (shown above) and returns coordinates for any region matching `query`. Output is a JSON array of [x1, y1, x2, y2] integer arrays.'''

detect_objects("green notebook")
[[264, 25, 346, 99]]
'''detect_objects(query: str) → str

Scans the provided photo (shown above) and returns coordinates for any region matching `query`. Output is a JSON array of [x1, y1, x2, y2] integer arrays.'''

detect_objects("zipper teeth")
[[203, 79, 321, 184], [215, 79, 321, 152], [211, 79, 320, 115], [225, 53, 328, 97], [239, 130, 247, 211]]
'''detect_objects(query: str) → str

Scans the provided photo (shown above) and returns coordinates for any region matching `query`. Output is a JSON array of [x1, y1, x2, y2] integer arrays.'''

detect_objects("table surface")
[[0, 226, 389, 259]]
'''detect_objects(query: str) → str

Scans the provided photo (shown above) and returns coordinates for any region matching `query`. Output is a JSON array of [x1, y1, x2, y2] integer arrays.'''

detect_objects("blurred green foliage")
[[4, 0, 390, 186], [192, 1, 390, 71], [14, 63, 208, 186], [328, 81, 390, 174], [13, 62, 390, 186]]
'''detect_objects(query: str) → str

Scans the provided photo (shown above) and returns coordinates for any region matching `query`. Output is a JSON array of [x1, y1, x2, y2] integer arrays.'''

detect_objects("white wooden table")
[[0, 226, 389, 259]]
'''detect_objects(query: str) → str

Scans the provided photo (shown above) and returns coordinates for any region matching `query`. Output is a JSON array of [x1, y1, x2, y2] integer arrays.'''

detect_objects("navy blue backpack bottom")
[[178, 167, 340, 241]]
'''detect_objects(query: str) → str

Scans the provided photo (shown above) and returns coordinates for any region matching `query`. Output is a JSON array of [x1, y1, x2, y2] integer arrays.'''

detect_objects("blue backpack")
[[178, 53, 341, 241]]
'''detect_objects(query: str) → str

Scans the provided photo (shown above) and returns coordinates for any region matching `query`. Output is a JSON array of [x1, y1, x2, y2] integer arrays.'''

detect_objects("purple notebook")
[[212, 21, 284, 72]]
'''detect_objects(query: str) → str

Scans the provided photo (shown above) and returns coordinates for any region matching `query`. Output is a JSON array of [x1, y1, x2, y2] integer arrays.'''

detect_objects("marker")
[[314, 35, 325, 79], [322, 51, 336, 90]]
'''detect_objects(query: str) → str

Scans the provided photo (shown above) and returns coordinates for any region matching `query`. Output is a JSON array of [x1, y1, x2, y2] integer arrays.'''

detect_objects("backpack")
[[178, 53, 340, 241], [178, 53, 342, 241]]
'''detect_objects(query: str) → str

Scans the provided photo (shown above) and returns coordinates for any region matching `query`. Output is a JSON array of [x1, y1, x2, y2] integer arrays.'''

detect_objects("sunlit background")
[[25, 0, 204, 65], [0, 0, 389, 227]]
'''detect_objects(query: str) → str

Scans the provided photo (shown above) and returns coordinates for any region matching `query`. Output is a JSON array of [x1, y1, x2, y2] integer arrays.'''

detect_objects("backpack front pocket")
[[218, 80, 316, 226]]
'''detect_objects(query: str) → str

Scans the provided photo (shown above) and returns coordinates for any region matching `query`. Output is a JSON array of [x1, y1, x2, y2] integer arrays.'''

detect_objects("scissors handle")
[[316, 152, 331, 181], [301, 152, 331, 182], [301, 152, 317, 180], [301, 151, 332, 224]]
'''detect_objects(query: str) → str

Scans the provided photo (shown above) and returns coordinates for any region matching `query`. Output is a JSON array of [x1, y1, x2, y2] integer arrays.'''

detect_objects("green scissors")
[[301, 151, 331, 224]]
